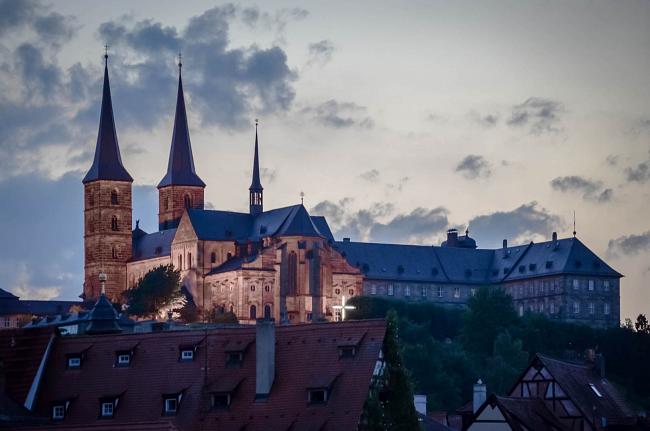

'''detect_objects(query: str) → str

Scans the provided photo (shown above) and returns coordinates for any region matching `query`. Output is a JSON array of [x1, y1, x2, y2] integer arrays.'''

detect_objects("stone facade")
[[158, 185, 204, 230], [83, 180, 132, 301]]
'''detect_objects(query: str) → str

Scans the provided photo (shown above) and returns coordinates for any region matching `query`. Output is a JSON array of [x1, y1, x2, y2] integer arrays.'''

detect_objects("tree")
[[123, 265, 182, 318], [635, 314, 649, 334], [462, 286, 519, 356], [483, 331, 529, 395]]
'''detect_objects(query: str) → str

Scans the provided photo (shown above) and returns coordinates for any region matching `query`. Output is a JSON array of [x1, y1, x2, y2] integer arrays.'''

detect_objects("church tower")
[[158, 58, 205, 230], [249, 122, 263, 215], [83, 52, 133, 301]]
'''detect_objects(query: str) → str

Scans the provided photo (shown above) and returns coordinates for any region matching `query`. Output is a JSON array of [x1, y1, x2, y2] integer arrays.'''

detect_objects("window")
[[588, 280, 594, 291], [573, 279, 580, 290], [421, 286, 427, 297], [308, 389, 328, 404], [116, 353, 131, 366], [3, 317, 11, 327], [112, 247, 118, 259], [604, 303, 610, 315], [348, 288, 354, 296], [404, 286, 410, 297], [210, 252, 216, 264], [180, 349, 194, 361], [101, 402, 114, 418], [550, 303, 556, 314], [519, 304, 524, 317], [187, 252, 192, 269], [264, 304, 272, 319], [307, 312, 313, 321], [164, 398, 178, 414], [573, 301, 580, 314], [110, 190, 118, 205], [339, 346, 356, 359], [335, 288, 341, 295], [371, 285, 377, 295], [387, 285, 394, 296], [288, 251, 298, 295], [249, 305, 257, 320], [111, 216, 118, 231], [470, 288, 477, 297], [453, 287, 460, 298], [589, 383, 603, 398], [589, 302, 595, 314], [178, 254, 183, 270], [211, 393, 231, 409], [250, 285, 256, 292], [67, 356, 81, 369], [437, 286, 444, 298], [604, 280, 610, 291], [52, 405, 65, 420], [183, 194, 191, 209], [264, 285, 270, 292]]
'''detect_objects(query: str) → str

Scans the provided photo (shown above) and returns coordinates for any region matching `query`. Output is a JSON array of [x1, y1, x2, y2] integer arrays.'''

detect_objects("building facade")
[[82, 57, 621, 327]]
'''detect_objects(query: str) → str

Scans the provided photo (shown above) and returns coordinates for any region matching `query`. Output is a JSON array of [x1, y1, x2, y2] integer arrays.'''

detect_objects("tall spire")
[[158, 55, 205, 188], [83, 48, 133, 183], [249, 120, 263, 215]]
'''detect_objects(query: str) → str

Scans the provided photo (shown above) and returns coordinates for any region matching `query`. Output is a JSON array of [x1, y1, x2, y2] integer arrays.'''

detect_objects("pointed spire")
[[158, 55, 205, 188], [250, 120, 263, 192], [83, 48, 133, 183]]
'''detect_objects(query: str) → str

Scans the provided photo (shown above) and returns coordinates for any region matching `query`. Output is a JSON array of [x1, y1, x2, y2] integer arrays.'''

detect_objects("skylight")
[[589, 383, 603, 398]]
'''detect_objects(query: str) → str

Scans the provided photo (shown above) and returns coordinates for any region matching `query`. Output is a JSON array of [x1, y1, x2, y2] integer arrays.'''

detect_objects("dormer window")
[[52, 404, 67, 420], [589, 383, 603, 398], [163, 393, 182, 415], [180, 349, 194, 361], [67, 355, 82, 369], [99, 396, 119, 418], [101, 402, 113, 417], [308, 389, 328, 404], [518, 265, 525, 273], [211, 393, 231, 409], [116, 352, 131, 367], [226, 351, 244, 368], [338, 346, 356, 359], [546, 260, 553, 269]]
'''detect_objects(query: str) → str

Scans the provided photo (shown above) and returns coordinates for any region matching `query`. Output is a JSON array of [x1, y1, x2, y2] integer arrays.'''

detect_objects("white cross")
[[332, 295, 356, 321]]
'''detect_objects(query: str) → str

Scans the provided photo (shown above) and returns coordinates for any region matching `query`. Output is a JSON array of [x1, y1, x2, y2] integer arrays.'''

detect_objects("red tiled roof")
[[0, 327, 55, 405], [17, 420, 180, 431], [34, 319, 386, 431]]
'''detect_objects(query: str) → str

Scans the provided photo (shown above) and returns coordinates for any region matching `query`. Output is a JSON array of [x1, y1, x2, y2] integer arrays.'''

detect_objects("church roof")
[[85, 294, 122, 334], [335, 236, 621, 285], [83, 58, 133, 184], [132, 228, 177, 261], [249, 126, 262, 192], [157, 69, 205, 188]]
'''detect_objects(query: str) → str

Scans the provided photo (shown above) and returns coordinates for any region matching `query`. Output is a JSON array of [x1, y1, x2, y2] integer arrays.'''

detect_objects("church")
[[82, 55, 622, 327]]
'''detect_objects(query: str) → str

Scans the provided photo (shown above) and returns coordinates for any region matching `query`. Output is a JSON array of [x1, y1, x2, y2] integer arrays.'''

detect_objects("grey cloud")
[[360, 169, 380, 183], [550, 175, 613, 203], [468, 202, 563, 248], [455, 154, 491, 179], [605, 154, 619, 167], [386, 176, 410, 192], [468, 111, 499, 127], [607, 231, 650, 257], [625, 150, 650, 183], [261, 168, 276, 184], [0, 0, 76, 43], [307, 40, 334, 66], [507, 97, 564, 135], [369, 207, 449, 244], [301, 99, 373, 129]]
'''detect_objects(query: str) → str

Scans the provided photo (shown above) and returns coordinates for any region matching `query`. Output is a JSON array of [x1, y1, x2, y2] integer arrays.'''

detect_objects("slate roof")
[[534, 354, 637, 426], [34, 319, 387, 431], [157, 71, 205, 188], [334, 237, 621, 285], [0, 288, 18, 300], [0, 290, 83, 317], [131, 228, 177, 262], [479, 395, 569, 431], [83, 59, 132, 184], [249, 126, 263, 192]]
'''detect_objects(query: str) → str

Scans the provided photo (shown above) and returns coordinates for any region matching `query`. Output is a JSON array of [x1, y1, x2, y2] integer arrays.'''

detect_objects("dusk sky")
[[0, 0, 648, 320]]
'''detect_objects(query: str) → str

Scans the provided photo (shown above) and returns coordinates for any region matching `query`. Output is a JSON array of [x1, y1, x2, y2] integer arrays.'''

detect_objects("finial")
[[466, 226, 469, 236], [136, 219, 140, 229], [573, 211, 577, 237], [255, 118, 259, 130], [99, 272, 107, 295], [300, 191, 304, 205], [104, 44, 109, 66]]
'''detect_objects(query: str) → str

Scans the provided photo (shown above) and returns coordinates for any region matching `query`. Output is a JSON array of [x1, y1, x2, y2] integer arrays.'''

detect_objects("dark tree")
[[635, 314, 649, 334], [123, 265, 182, 318]]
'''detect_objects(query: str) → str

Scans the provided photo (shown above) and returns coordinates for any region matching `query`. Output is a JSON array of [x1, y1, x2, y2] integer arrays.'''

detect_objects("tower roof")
[[249, 124, 263, 192], [158, 65, 205, 188], [85, 293, 122, 334], [83, 56, 133, 184]]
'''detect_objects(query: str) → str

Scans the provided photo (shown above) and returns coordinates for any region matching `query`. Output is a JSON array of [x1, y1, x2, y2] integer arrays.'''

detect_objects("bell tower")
[[82, 50, 133, 302], [249, 120, 263, 215], [158, 56, 205, 230]]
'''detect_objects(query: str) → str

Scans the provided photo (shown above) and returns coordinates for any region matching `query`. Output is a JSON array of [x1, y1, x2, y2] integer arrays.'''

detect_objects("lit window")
[[180, 349, 194, 361], [588, 280, 594, 291], [387, 285, 394, 296], [308, 389, 328, 404], [164, 397, 178, 414], [437, 286, 444, 298], [453, 287, 460, 298], [101, 402, 114, 417], [52, 405, 65, 420], [67, 356, 81, 369], [604, 303, 610, 315], [116, 353, 131, 366], [589, 383, 603, 398]]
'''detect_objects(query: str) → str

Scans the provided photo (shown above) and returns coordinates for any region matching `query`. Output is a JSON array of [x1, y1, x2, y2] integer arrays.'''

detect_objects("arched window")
[[112, 247, 117, 259], [288, 251, 298, 295], [111, 190, 118, 205], [250, 285, 256, 292], [184, 194, 191, 209], [229, 304, 234, 313], [264, 285, 270, 292], [250, 305, 257, 320], [264, 304, 272, 319], [187, 252, 192, 269], [226, 252, 232, 260], [210, 252, 216, 264], [111, 216, 119, 231], [178, 254, 183, 270]]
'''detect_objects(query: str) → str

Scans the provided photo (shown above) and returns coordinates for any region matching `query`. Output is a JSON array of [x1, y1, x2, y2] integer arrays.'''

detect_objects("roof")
[[310, 216, 335, 242], [14, 420, 180, 431], [249, 126, 262, 191], [477, 395, 569, 431], [533, 354, 636, 425], [0, 327, 55, 406], [0, 288, 18, 300], [34, 319, 387, 430], [85, 294, 122, 334], [334, 236, 621, 285], [157, 71, 205, 188], [132, 228, 176, 261], [185, 204, 328, 242], [83, 60, 132, 184], [0, 293, 83, 317]]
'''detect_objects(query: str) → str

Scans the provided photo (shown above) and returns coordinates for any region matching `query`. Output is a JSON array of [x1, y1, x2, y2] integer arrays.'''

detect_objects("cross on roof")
[[332, 295, 356, 321]]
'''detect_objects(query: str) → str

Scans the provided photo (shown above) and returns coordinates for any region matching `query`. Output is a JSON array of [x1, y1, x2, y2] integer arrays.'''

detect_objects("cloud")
[[605, 154, 619, 167], [625, 149, 650, 183], [261, 167, 276, 183], [311, 199, 448, 244], [507, 97, 565, 134], [386, 176, 410, 192], [468, 111, 499, 127], [0, 0, 76, 44], [468, 202, 563, 247], [455, 154, 492, 179], [607, 231, 650, 257], [360, 169, 380, 183], [550, 175, 613, 202], [301, 99, 374, 129], [307, 40, 334, 66]]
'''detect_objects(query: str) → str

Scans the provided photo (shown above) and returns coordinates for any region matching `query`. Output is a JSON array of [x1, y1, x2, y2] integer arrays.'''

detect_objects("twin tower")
[[82, 55, 263, 300]]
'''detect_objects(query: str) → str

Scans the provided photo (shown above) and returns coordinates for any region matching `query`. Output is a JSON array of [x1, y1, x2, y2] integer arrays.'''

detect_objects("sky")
[[0, 0, 648, 320]]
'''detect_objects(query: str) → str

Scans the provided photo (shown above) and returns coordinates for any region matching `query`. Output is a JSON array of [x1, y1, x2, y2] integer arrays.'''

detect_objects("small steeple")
[[83, 47, 133, 184], [158, 54, 205, 188], [249, 119, 263, 215]]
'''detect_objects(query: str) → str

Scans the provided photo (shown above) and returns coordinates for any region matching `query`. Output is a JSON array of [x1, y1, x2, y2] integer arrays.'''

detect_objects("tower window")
[[288, 251, 298, 295], [184, 194, 191, 209], [111, 190, 118, 205], [111, 216, 119, 231], [264, 304, 272, 319], [250, 305, 257, 320], [187, 252, 192, 269], [112, 247, 118, 259], [210, 252, 216, 264]]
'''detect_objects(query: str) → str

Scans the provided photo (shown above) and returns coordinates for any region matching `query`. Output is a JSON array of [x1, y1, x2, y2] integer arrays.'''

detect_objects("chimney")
[[552, 231, 558, 242], [255, 318, 276, 400], [502, 239, 508, 249], [473, 379, 486, 413], [446, 229, 458, 247], [414, 394, 427, 415]]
